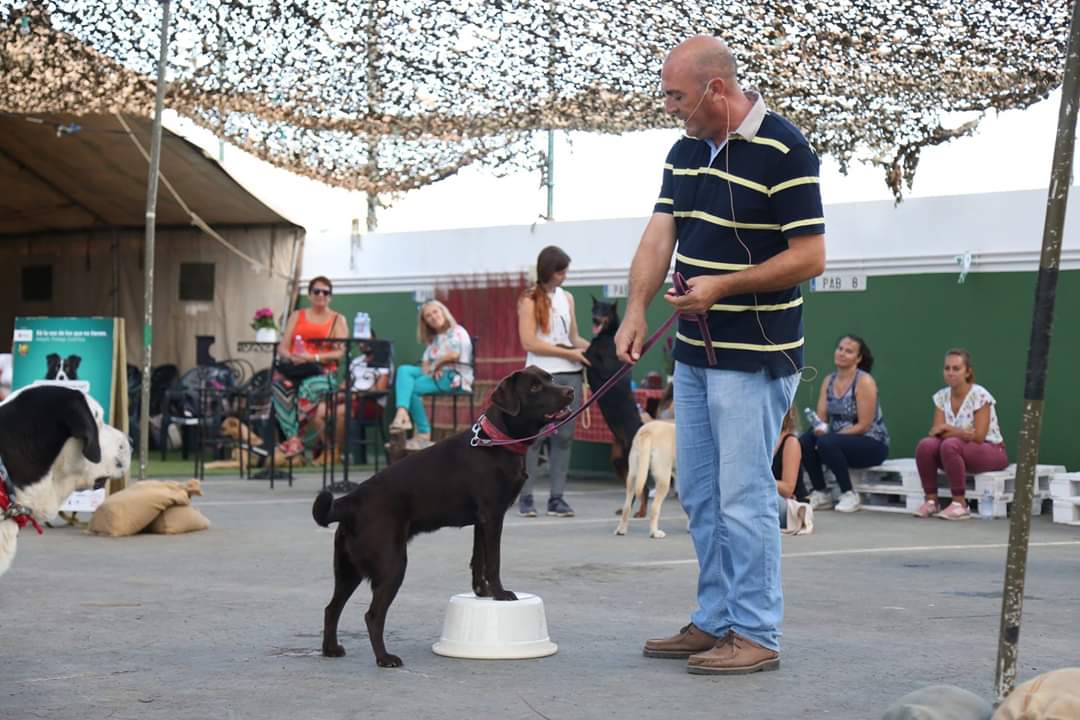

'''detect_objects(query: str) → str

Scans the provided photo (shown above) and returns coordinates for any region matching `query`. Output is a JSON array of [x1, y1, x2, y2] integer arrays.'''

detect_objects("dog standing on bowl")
[[312, 366, 573, 667], [0, 386, 131, 577]]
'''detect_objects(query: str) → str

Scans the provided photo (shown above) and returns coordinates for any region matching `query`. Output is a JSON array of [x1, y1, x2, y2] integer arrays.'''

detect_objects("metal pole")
[[994, 0, 1080, 701], [546, 129, 555, 220], [139, 0, 171, 481]]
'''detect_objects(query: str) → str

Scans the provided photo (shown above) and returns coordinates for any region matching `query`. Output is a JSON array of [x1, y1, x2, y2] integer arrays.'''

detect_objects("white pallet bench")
[[1050, 472, 1080, 502], [1052, 497, 1080, 526], [848, 462, 1062, 518], [1049, 472, 1080, 527]]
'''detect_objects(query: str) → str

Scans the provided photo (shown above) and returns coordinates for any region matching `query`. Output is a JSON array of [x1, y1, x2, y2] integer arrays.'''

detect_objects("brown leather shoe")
[[643, 623, 719, 658], [686, 632, 779, 674]]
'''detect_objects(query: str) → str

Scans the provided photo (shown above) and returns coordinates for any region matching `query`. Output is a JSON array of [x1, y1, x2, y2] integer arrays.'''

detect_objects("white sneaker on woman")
[[808, 490, 834, 510], [835, 490, 862, 513]]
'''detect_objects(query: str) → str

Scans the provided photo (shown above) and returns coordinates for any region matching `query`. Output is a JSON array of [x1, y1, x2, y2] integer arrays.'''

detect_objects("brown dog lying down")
[[312, 366, 574, 667], [207, 417, 306, 469]]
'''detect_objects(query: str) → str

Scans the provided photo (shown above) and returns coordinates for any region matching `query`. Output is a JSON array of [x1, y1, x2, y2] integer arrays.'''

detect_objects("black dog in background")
[[585, 298, 644, 512]]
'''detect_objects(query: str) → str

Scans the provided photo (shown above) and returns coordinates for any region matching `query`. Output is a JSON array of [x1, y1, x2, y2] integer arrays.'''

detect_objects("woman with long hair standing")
[[516, 246, 590, 518]]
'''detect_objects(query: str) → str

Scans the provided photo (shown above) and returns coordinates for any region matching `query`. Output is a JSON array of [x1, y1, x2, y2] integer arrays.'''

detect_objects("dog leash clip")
[[470, 422, 484, 448]]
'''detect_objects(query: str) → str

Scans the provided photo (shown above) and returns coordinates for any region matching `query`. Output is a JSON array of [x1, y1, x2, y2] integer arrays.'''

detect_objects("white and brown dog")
[[614, 419, 677, 539], [0, 386, 131, 577]]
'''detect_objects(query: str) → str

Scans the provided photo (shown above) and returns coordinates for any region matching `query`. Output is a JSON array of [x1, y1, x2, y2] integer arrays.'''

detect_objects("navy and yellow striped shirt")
[[655, 101, 825, 377]]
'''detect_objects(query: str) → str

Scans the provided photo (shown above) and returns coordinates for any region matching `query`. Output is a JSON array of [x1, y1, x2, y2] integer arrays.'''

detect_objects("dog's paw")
[[472, 581, 492, 597], [650, 529, 667, 539], [633, 508, 648, 519], [322, 644, 346, 657], [493, 589, 518, 601], [614, 525, 627, 536], [377, 654, 403, 668]]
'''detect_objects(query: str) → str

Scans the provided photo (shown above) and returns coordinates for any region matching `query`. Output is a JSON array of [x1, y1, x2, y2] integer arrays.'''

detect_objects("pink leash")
[[471, 271, 715, 450]]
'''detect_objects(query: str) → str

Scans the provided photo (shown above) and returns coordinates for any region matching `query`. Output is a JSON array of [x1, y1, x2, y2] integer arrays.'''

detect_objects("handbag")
[[276, 361, 323, 382]]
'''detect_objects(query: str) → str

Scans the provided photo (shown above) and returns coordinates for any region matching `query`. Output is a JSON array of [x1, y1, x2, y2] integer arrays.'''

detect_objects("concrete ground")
[[2, 472, 1078, 720]]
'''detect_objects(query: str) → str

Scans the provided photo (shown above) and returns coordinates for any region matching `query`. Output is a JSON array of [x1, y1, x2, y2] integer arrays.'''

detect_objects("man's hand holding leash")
[[664, 274, 729, 316]]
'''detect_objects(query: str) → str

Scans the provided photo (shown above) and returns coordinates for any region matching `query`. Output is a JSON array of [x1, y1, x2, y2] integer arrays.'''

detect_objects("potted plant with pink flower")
[[251, 307, 279, 343]]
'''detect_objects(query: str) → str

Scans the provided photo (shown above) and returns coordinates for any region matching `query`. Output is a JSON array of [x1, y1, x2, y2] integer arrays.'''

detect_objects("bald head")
[[667, 35, 738, 86]]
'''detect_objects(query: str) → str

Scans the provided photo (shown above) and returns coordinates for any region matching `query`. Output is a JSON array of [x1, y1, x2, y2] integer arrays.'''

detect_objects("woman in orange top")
[[273, 276, 347, 457]]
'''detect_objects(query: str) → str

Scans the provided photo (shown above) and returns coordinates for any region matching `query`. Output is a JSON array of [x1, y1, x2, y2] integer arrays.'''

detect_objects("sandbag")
[[88, 480, 194, 537], [147, 504, 210, 534]]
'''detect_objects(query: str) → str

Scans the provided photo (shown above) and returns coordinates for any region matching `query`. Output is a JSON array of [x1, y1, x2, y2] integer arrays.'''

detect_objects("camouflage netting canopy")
[[0, 1, 1071, 199]]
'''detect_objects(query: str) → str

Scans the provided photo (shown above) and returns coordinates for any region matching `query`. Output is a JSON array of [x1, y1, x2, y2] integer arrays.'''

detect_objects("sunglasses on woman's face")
[[310, 288, 332, 297]]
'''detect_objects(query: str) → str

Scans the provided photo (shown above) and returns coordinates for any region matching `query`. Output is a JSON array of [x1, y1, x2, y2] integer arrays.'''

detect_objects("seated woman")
[[774, 406, 808, 529], [273, 276, 347, 458], [388, 300, 473, 450], [800, 335, 890, 513], [329, 340, 392, 463], [913, 348, 1008, 520]]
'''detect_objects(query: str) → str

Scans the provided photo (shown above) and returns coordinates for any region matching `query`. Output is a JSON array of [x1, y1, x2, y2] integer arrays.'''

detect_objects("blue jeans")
[[675, 362, 797, 652], [799, 431, 889, 493], [394, 365, 455, 434]]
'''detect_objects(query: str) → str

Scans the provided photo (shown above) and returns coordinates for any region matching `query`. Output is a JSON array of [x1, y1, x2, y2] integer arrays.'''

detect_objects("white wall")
[[305, 187, 1080, 293]]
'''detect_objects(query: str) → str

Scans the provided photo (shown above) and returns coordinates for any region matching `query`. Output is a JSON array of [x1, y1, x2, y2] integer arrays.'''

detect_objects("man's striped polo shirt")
[[655, 95, 825, 377]]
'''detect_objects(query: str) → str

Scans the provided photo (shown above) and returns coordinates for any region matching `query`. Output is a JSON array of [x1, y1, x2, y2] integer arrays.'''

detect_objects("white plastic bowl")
[[431, 592, 558, 660]]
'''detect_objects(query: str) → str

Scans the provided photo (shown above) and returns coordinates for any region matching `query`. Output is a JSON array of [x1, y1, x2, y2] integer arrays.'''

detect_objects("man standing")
[[615, 35, 826, 674]]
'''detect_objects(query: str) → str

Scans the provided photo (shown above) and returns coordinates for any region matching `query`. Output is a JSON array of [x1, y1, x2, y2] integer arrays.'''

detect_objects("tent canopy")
[[0, 113, 295, 236], [0, 2, 1070, 200]]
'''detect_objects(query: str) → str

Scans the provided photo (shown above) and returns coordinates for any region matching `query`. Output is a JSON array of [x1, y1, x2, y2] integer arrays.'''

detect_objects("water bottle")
[[353, 311, 371, 339], [979, 488, 994, 519], [804, 407, 828, 433], [292, 334, 306, 355]]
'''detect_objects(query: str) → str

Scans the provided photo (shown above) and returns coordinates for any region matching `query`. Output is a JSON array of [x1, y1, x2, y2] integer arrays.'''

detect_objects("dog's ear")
[[61, 392, 102, 463], [489, 371, 522, 417]]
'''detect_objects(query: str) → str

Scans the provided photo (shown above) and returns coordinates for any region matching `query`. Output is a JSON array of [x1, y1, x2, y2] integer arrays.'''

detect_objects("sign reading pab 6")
[[810, 274, 867, 293]]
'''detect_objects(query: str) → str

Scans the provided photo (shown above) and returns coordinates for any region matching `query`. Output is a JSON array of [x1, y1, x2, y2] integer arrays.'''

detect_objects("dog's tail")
[[312, 490, 339, 527]]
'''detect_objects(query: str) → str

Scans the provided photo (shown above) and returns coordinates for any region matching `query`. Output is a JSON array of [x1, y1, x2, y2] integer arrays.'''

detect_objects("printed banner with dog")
[[10, 316, 129, 500], [11, 317, 120, 423]]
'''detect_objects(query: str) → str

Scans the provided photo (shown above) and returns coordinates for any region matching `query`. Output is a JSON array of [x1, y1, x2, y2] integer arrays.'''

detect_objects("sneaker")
[[938, 501, 972, 521], [546, 496, 575, 517], [518, 494, 537, 517], [808, 490, 834, 510], [404, 437, 434, 451], [835, 490, 862, 513], [913, 498, 940, 518]]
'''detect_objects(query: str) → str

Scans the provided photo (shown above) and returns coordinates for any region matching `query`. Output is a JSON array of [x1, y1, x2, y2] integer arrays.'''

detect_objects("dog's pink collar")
[[0, 467, 44, 535], [471, 414, 533, 455]]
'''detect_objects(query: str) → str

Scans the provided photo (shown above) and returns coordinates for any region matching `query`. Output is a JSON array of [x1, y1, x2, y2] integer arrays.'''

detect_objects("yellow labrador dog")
[[614, 419, 676, 539]]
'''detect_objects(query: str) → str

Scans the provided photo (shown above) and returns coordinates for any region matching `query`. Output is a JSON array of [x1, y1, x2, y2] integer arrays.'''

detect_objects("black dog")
[[44, 353, 81, 380], [312, 366, 574, 667], [584, 298, 643, 506]]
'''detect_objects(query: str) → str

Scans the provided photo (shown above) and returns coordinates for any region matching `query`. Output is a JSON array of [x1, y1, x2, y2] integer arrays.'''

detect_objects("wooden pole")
[[994, 0, 1080, 701], [138, 0, 171, 481]]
